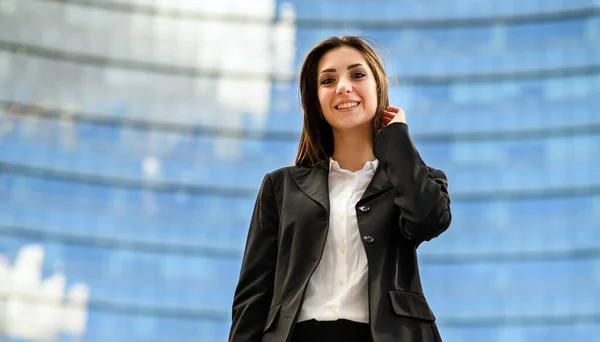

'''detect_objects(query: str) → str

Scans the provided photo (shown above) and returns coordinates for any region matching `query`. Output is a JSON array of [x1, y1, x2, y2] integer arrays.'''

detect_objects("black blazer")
[[229, 123, 452, 342]]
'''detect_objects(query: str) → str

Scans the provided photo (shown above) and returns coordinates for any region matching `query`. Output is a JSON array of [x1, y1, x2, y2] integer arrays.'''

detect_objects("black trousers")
[[291, 319, 372, 342]]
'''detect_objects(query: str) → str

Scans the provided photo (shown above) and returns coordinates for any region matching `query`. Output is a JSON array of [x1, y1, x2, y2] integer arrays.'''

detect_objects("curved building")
[[0, 0, 598, 341]]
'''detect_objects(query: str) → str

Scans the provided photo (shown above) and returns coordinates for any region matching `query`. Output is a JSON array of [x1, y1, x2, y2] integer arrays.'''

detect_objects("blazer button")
[[358, 205, 370, 213], [362, 235, 374, 244]]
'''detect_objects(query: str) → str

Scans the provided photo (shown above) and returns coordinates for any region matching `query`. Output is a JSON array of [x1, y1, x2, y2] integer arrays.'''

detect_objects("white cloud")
[[0, 244, 90, 341], [203, 1, 297, 161]]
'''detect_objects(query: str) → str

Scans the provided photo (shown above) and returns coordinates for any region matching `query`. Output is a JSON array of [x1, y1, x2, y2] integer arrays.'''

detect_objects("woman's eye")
[[320, 77, 334, 85], [352, 72, 366, 78]]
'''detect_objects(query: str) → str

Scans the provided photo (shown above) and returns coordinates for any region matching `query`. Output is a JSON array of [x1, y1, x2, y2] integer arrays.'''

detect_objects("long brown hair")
[[295, 36, 390, 168]]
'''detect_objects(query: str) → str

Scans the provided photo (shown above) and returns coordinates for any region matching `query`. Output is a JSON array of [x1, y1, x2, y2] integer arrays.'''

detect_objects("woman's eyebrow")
[[320, 63, 364, 74]]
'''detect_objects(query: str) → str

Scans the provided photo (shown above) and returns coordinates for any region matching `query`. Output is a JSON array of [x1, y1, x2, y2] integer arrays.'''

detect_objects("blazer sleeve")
[[373, 122, 452, 246], [229, 173, 279, 342]]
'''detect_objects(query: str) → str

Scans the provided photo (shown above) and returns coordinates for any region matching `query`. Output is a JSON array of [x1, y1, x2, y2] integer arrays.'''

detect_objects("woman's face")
[[317, 46, 378, 133]]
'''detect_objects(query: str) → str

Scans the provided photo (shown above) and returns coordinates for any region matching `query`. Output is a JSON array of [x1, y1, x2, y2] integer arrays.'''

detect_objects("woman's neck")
[[331, 126, 376, 172]]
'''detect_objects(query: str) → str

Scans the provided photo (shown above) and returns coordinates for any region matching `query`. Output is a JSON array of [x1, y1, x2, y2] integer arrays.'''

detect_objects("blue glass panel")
[[422, 259, 600, 318]]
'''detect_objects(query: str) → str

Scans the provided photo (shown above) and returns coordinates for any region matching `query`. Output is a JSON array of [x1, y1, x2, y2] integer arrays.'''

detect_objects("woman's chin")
[[331, 120, 373, 133]]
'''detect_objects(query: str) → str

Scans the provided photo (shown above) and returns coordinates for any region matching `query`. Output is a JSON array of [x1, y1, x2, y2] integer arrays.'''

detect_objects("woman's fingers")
[[380, 115, 392, 127], [382, 106, 407, 125], [385, 106, 401, 114], [382, 111, 394, 122]]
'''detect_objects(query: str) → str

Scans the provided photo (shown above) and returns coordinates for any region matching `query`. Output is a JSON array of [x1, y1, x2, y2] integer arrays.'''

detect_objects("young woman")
[[229, 36, 451, 342]]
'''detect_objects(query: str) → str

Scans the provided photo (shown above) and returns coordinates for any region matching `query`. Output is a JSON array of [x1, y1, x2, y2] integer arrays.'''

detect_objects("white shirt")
[[297, 158, 379, 323]]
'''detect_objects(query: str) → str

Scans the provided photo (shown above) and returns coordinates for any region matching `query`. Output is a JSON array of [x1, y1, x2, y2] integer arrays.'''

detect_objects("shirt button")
[[340, 247, 346, 253], [339, 214, 345, 220], [329, 306, 337, 313], [338, 280, 345, 286]]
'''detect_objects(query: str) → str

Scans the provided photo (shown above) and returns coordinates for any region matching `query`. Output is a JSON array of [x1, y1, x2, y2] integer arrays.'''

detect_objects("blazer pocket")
[[262, 304, 282, 333], [388, 290, 436, 322]]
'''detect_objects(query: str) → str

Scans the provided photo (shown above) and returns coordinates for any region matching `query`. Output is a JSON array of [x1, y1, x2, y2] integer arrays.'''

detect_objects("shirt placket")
[[339, 171, 360, 314]]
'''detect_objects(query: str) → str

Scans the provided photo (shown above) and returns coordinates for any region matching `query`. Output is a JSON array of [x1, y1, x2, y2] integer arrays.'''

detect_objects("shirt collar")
[[329, 157, 379, 173]]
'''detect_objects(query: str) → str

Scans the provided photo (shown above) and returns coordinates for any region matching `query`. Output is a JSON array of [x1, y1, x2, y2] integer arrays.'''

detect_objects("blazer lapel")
[[360, 164, 394, 202], [289, 161, 393, 212], [289, 163, 330, 212]]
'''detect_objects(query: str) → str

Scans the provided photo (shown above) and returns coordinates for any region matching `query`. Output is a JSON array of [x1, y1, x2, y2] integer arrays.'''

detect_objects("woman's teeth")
[[337, 102, 359, 109]]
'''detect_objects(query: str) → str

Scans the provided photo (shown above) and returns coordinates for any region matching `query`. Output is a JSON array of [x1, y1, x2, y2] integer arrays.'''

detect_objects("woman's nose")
[[336, 79, 352, 94]]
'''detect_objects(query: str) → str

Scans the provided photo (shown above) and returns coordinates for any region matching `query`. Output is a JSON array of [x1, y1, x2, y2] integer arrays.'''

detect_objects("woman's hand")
[[381, 106, 407, 128]]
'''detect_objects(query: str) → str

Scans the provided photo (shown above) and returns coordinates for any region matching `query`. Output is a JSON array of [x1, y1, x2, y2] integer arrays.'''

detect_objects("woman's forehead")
[[318, 46, 368, 72]]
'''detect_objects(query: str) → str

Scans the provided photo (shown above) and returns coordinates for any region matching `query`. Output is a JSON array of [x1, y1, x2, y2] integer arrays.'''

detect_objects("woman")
[[229, 36, 451, 342]]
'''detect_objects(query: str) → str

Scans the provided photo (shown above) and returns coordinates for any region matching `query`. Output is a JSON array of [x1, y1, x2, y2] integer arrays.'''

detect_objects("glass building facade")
[[0, 0, 599, 341]]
